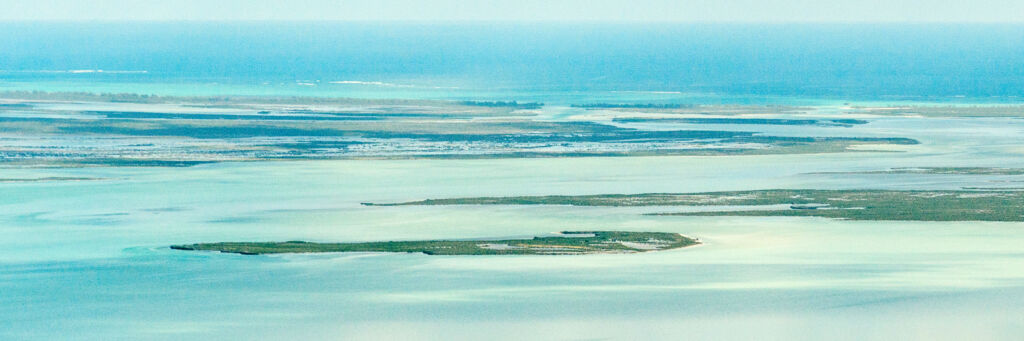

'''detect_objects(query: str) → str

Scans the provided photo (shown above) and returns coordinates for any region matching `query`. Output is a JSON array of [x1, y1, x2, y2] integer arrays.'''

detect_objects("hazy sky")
[[2, 0, 1023, 22]]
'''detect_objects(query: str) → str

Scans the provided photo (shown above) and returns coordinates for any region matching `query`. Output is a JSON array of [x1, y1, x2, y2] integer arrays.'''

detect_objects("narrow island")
[[171, 231, 701, 256], [366, 189, 1024, 222]]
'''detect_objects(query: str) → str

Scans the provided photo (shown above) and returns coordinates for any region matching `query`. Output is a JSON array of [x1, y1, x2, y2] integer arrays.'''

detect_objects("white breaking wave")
[[328, 80, 458, 89], [610, 90, 684, 94], [329, 80, 411, 87], [0, 70, 149, 74], [66, 69, 150, 74]]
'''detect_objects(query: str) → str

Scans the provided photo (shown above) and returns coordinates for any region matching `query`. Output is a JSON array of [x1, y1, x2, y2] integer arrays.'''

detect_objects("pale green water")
[[5, 22, 1024, 340], [3, 138, 1024, 340]]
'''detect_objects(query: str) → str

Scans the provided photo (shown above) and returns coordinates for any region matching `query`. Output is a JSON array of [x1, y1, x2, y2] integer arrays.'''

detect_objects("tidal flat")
[[0, 92, 920, 167], [807, 167, 1024, 175], [573, 102, 1024, 118], [852, 105, 1024, 118], [611, 117, 869, 127]]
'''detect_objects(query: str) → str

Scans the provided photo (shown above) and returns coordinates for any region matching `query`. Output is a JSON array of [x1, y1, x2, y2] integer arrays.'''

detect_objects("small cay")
[[171, 231, 700, 256]]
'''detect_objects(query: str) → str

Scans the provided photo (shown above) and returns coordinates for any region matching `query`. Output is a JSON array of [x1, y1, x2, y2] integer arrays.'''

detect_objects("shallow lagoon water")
[[4, 22, 1024, 340], [3, 139, 1024, 340]]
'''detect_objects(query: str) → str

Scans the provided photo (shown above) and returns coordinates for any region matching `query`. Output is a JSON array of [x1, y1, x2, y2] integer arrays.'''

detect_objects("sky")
[[1, 0, 1024, 22]]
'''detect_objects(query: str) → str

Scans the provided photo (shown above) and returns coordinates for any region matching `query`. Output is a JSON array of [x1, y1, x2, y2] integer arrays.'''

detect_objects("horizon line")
[[3, 19, 1024, 24]]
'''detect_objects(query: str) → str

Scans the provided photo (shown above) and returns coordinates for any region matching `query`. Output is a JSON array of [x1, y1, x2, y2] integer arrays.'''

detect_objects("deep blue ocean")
[[1, 22, 1023, 103]]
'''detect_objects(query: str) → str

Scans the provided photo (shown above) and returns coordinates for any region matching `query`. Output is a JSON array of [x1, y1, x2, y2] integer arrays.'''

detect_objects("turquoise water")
[[4, 23, 1024, 340], [3, 23, 1024, 103], [3, 152, 1024, 340]]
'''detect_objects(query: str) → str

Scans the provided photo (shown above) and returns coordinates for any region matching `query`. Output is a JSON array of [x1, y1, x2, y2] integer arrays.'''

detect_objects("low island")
[[367, 189, 1024, 222], [171, 231, 701, 256]]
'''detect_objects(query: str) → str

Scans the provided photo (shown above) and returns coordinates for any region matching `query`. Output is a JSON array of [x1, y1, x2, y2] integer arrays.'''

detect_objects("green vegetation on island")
[[170, 231, 701, 256], [368, 189, 1024, 222]]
